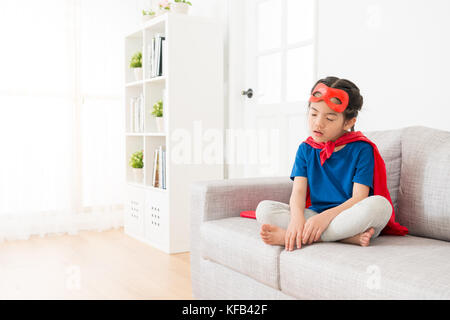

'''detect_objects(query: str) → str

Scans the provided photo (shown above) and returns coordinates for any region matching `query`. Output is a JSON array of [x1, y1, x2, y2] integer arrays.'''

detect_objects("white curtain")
[[0, 0, 151, 241]]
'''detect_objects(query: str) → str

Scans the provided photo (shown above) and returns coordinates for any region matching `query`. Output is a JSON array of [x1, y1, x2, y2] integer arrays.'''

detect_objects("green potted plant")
[[129, 150, 144, 183], [172, 0, 192, 14], [151, 99, 164, 132], [129, 51, 142, 81], [157, 0, 171, 15], [142, 9, 156, 22]]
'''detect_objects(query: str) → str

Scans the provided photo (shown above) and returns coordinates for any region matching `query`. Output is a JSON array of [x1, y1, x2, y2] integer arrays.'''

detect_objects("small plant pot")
[[132, 167, 144, 183], [155, 117, 164, 133], [133, 68, 143, 81], [172, 2, 190, 14]]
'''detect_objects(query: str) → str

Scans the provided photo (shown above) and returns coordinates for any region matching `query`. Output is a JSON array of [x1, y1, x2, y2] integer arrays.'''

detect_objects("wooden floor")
[[0, 227, 193, 299]]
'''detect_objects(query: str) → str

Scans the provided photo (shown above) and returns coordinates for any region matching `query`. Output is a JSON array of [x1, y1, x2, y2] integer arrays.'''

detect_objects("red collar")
[[305, 131, 366, 166]]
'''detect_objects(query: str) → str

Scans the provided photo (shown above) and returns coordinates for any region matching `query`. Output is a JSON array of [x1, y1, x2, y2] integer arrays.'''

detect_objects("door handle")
[[241, 88, 253, 98]]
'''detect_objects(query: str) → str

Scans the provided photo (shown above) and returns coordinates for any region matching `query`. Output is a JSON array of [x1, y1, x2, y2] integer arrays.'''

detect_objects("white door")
[[227, 0, 318, 178]]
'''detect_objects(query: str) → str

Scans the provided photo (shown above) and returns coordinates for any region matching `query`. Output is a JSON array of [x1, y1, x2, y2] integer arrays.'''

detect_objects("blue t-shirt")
[[290, 141, 374, 213]]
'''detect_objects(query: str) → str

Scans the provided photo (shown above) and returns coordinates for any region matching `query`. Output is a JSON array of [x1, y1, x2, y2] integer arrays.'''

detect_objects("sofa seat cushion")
[[279, 235, 450, 299], [200, 217, 283, 290]]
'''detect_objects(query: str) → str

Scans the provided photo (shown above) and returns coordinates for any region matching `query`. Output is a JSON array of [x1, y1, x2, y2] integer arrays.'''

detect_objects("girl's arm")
[[289, 176, 308, 219], [286, 176, 308, 250]]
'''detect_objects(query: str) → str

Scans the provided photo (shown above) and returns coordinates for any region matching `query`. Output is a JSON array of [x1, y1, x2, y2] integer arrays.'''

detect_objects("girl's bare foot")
[[260, 224, 286, 246], [339, 227, 375, 247]]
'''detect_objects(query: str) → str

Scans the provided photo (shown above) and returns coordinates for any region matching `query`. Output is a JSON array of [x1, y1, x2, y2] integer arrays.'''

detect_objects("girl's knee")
[[255, 200, 275, 222], [255, 200, 290, 226], [359, 195, 392, 224], [372, 195, 392, 219], [256, 200, 273, 212], [359, 195, 390, 209]]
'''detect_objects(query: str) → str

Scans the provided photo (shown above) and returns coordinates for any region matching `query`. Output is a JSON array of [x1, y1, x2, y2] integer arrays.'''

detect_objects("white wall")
[[188, 0, 224, 19], [317, 0, 450, 132], [178, 0, 231, 178], [163, 0, 450, 133], [157, 0, 450, 179]]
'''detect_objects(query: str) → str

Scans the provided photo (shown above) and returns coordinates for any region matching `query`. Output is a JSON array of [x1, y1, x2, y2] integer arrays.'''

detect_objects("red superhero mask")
[[309, 83, 349, 113]]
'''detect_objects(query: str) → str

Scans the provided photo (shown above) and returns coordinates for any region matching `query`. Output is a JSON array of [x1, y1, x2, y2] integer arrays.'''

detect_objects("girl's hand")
[[302, 212, 333, 245], [285, 215, 306, 251]]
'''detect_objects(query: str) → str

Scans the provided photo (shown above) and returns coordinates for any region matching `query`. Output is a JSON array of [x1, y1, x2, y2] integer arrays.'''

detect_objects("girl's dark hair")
[[308, 76, 363, 132]]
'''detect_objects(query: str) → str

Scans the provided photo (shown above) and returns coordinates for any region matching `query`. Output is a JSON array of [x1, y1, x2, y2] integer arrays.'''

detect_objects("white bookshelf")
[[124, 13, 224, 254]]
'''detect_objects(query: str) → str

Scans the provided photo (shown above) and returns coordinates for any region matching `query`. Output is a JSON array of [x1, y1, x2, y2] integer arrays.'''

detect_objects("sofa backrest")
[[363, 128, 403, 216], [397, 126, 450, 242]]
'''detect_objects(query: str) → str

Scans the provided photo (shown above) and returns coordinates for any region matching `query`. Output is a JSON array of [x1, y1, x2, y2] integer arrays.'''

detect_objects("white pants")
[[255, 195, 392, 241]]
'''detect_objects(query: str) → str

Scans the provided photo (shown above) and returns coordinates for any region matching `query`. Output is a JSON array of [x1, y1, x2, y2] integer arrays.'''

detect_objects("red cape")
[[240, 131, 408, 236], [304, 131, 407, 236]]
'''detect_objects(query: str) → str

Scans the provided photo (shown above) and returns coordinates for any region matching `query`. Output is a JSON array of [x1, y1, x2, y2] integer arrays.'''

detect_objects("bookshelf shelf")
[[144, 75, 166, 83], [125, 80, 144, 87], [127, 181, 168, 192], [123, 13, 223, 254]]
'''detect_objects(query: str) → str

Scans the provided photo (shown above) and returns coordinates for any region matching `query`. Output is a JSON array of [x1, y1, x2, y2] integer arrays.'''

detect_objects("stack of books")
[[130, 94, 144, 132], [152, 145, 166, 189], [147, 33, 166, 78]]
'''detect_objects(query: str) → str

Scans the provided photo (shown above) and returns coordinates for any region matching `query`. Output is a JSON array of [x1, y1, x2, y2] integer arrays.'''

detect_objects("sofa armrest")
[[190, 176, 293, 223], [189, 176, 292, 298]]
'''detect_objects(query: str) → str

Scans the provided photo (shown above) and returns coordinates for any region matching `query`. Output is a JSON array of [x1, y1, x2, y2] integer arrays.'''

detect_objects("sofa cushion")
[[363, 128, 402, 214], [279, 235, 450, 299], [398, 126, 450, 241], [197, 258, 295, 299], [200, 217, 282, 290]]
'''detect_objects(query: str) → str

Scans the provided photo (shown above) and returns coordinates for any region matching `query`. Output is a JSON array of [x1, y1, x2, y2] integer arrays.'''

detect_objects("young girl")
[[256, 76, 408, 250]]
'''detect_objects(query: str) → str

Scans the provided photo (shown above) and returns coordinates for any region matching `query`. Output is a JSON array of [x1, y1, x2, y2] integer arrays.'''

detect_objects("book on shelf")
[[152, 145, 166, 189], [133, 96, 139, 132], [140, 94, 144, 132], [150, 37, 155, 78], [158, 145, 166, 189], [148, 41, 153, 78], [159, 37, 166, 76], [154, 35, 159, 78], [155, 34, 162, 77], [133, 96, 137, 133], [152, 148, 159, 188], [129, 97, 135, 132], [147, 33, 166, 78], [130, 94, 144, 133], [161, 146, 166, 189]]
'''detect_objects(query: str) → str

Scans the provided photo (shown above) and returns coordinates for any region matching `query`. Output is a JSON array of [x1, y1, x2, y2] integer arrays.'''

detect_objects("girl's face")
[[308, 100, 356, 143]]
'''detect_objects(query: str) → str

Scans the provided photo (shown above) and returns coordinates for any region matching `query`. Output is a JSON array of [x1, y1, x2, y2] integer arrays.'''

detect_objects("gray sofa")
[[190, 126, 450, 299]]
